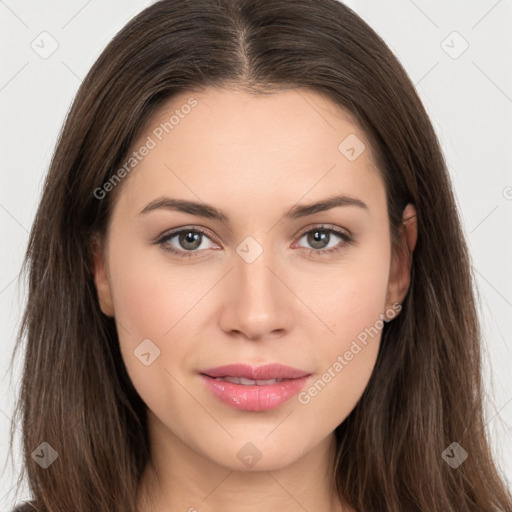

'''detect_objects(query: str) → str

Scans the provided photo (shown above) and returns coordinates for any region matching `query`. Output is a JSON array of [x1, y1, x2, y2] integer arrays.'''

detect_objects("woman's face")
[[93, 87, 414, 472]]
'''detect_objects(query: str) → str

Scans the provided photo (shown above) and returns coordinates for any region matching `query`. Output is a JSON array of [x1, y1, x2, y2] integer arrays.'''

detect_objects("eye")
[[156, 227, 218, 258], [294, 225, 354, 256], [155, 224, 354, 259]]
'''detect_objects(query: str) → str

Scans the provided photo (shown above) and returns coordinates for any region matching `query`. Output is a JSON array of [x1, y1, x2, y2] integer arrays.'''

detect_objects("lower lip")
[[200, 374, 311, 412]]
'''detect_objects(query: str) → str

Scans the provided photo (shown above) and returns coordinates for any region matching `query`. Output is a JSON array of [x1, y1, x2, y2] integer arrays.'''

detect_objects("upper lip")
[[199, 363, 311, 380]]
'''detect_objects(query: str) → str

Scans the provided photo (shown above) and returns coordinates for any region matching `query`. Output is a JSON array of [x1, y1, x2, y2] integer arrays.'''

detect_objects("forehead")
[[115, 87, 386, 221]]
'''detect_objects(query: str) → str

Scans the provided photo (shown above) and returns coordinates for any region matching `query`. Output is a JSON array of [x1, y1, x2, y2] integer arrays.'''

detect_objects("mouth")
[[199, 362, 310, 380], [210, 376, 288, 385], [198, 363, 312, 412]]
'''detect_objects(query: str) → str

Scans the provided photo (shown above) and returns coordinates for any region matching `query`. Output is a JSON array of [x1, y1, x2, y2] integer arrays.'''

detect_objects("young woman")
[[8, 0, 512, 511]]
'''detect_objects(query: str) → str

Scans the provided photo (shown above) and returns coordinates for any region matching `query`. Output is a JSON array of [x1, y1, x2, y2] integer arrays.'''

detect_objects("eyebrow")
[[139, 194, 368, 223]]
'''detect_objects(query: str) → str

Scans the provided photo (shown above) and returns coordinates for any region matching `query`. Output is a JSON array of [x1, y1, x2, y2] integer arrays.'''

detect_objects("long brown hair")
[[8, 0, 512, 510]]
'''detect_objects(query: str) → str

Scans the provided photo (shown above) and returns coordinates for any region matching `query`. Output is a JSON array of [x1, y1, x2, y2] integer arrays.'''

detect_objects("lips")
[[198, 363, 312, 412], [199, 363, 310, 381], [216, 376, 284, 386]]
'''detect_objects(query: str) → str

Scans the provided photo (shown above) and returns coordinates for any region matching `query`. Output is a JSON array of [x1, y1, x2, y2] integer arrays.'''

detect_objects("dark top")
[[11, 504, 34, 512]]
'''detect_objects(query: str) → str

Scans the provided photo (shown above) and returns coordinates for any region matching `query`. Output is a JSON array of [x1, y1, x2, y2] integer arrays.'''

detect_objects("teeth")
[[214, 376, 284, 385]]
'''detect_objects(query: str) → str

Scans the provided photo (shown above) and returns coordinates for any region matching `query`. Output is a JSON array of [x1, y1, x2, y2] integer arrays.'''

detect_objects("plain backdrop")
[[1, 0, 511, 507]]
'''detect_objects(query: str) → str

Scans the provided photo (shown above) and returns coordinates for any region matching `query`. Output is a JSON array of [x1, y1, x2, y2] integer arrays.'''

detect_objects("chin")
[[198, 432, 316, 473]]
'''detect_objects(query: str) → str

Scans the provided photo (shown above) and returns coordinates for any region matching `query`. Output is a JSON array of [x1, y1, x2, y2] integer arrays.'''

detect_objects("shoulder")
[[11, 503, 36, 512]]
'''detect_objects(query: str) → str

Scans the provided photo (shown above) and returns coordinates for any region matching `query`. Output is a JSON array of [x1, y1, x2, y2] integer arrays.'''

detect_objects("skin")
[[92, 87, 417, 512]]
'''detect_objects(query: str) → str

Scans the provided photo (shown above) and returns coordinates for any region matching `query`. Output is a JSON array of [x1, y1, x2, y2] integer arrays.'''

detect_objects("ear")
[[385, 203, 417, 316], [90, 234, 115, 317]]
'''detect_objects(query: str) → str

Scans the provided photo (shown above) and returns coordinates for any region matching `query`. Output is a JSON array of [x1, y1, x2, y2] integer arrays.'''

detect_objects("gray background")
[[1, 0, 511, 507]]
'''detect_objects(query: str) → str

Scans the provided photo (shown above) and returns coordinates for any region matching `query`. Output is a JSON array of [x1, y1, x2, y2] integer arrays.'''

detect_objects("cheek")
[[305, 234, 391, 347], [105, 240, 195, 404], [298, 239, 390, 417], [107, 236, 201, 339]]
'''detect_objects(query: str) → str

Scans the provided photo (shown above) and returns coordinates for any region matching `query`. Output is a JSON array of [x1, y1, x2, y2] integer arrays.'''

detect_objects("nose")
[[218, 244, 294, 341]]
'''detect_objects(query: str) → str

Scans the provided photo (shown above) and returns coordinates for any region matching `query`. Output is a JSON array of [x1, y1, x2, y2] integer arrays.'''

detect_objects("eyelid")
[[294, 223, 352, 240], [156, 224, 214, 237], [155, 225, 219, 247]]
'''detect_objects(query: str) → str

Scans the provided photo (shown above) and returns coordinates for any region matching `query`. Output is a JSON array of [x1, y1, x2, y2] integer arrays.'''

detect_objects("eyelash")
[[155, 225, 354, 259]]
